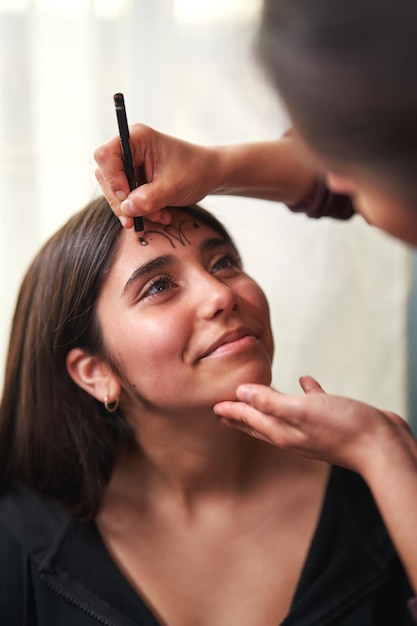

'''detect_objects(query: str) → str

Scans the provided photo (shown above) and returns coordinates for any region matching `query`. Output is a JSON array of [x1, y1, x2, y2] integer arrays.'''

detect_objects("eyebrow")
[[123, 254, 177, 295], [201, 237, 233, 253], [122, 236, 235, 295]]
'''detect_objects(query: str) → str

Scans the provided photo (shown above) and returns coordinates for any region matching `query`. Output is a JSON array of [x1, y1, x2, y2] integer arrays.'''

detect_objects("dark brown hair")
[[0, 197, 235, 519], [257, 0, 417, 202]]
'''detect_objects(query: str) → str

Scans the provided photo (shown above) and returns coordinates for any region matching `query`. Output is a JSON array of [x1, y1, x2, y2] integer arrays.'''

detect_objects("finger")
[[214, 400, 263, 422], [299, 375, 326, 395], [96, 161, 170, 224], [120, 196, 163, 220], [213, 401, 278, 445], [120, 177, 185, 217], [119, 185, 174, 224], [94, 139, 131, 206], [220, 418, 273, 444], [214, 399, 309, 452], [144, 209, 172, 224], [95, 168, 135, 229], [120, 186, 160, 217], [383, 410, 412, 432], [236, 384, 303, 422]]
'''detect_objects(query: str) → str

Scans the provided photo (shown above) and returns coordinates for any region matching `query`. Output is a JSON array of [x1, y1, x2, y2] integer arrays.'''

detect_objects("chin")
[[243, 363, 272, 386], [215, 364, 272, 401]]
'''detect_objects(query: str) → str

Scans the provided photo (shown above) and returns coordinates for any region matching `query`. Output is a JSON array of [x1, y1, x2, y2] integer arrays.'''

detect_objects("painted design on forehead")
[[138, 219, 200, 247]]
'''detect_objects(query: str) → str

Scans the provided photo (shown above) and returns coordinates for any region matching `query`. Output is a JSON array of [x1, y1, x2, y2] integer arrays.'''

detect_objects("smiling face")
[[95, 208, 274, 420]]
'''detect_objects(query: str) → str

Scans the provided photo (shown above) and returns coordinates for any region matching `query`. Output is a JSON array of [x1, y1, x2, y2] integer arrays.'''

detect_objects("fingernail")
[[119, 215, 129, 228], [121, 199, 135, 215], [116, 190, 127, 200]]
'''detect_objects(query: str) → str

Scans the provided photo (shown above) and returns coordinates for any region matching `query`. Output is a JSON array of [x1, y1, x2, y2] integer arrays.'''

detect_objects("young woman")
[[93, 0, 417, 608], [0, 197, 414, 625]]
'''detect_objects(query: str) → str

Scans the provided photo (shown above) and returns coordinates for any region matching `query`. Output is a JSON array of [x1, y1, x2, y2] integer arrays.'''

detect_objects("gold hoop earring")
[[104, 395, 120, 413]]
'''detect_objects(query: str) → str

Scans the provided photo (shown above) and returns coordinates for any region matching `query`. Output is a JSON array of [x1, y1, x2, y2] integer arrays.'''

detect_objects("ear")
[[66, 348, 121, 404]]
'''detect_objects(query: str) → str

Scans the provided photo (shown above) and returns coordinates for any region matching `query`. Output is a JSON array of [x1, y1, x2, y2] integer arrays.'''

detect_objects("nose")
[[196, 273, 239, 320], [325, 171, 356, 196]]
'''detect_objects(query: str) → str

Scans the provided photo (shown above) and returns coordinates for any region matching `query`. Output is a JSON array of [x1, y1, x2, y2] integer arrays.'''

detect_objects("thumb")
[[299, 375, 326, 395], [121, 182, 168, 216]]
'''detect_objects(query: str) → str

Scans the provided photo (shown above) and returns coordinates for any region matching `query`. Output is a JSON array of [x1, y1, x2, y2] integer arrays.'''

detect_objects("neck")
[[107, 407, 273, 510]]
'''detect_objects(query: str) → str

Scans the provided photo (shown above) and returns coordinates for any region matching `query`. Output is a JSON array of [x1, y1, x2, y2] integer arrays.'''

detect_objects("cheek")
[[107, 313, 191, 395], [120, 316, 185, 366], [243, 281, 271, 317], [240, 282, 274, 352], [354, 191, 416, 242]]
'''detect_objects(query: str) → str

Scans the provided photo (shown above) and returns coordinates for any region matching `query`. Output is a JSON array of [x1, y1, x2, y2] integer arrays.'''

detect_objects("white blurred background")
[[0, 0, 411, 418]]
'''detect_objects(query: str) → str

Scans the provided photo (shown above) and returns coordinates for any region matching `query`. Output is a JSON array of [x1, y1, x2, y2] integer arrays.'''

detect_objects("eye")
[[142, 274, 177, 300], [211, 253, 242, 274]]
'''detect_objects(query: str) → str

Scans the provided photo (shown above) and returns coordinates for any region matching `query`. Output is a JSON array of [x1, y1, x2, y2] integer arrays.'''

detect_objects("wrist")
[[209, 144, 247, 195], [357, 420, 417, 485]]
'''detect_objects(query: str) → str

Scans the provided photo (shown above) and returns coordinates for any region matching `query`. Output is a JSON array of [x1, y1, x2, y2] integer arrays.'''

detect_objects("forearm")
[[360, 430, 417, 594], [211, 136, 318, 205], [95, 124, 322, 220]]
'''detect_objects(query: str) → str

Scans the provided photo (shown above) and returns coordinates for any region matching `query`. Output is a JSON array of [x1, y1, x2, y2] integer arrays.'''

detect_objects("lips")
[[198, 326, 260, 360]]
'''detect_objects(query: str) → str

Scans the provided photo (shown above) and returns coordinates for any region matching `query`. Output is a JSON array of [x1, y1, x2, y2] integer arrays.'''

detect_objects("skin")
[[214, 376, 417, 597], [325, 169, 417, 246], [94, 130, 417, 595], [94, 126, 317, 229], [72, 209, 274, 412], [66, 209, 329, 626]]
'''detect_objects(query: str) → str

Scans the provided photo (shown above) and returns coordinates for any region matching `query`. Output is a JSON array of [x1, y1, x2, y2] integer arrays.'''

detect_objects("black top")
[[0, 466, 414, 625]]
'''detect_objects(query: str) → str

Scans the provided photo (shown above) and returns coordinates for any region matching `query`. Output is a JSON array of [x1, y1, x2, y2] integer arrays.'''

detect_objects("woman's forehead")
[[137, 214, 202, 250], [119, 208, 229, 256], [112, 209, 232, 275]]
